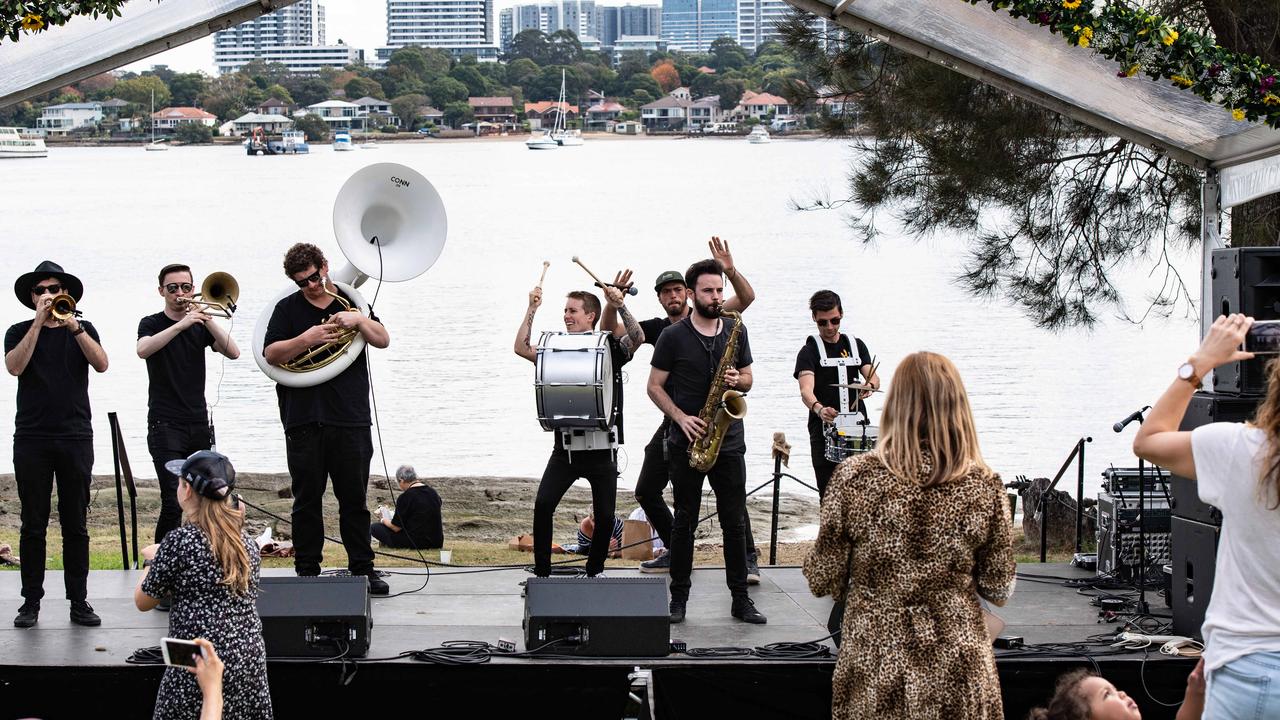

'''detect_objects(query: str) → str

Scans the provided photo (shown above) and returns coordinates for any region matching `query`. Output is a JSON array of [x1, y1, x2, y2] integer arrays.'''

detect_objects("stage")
[[0, 563, 1195, 718]]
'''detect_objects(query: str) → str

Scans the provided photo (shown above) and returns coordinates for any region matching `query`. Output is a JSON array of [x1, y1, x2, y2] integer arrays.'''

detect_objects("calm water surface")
[[0, 137, 1200, 500]]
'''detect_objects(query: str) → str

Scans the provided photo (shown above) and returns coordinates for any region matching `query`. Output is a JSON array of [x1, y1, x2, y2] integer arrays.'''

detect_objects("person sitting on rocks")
[[370, 465, 443, 550]]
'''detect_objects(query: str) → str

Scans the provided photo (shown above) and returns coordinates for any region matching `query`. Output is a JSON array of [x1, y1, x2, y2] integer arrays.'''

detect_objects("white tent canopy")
[[0, 0, 301, 108]]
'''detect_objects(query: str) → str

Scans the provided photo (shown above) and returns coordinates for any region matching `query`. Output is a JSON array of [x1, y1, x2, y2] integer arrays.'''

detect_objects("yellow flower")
[[20, 13, 44, 31], [1264, 94, 1280, 107], [1125, 64, 1142, 78], [1076, 26, 1093, 47], [1159, 26, 1179, 45], [1063, 0, 1082, 9], [1232, 108, 1246, 121], [1170, 74, 1193, 87], [1078, 35, 1090, 48]]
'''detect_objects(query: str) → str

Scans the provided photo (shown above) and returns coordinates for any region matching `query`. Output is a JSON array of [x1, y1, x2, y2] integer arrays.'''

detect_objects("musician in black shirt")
[[794, 290, 879, 500], [263, 243, 390, 594], [5, 261, 109, 628], [137, 263, 240, 543], [515, 276, 643, 578], [648, 259, 765, 625]]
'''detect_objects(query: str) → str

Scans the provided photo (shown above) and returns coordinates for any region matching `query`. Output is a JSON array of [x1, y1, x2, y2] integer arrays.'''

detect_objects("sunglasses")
[[294, 272, 323, 288], [816, 316, 842, 328], [164, 282, 195, 294], [32, 283, 63, 295]]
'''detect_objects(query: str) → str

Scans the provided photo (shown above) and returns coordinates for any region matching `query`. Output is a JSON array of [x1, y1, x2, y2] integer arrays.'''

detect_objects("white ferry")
[[0, 127, 48, 158]]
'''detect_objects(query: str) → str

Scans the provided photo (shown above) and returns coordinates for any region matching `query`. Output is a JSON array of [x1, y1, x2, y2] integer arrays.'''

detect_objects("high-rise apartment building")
[[620, 4, 661, 38], [661, 0, 735, 52], [380, 0, 499, 62], [736, 0, 822, 51], [213, 0, 360, 74]]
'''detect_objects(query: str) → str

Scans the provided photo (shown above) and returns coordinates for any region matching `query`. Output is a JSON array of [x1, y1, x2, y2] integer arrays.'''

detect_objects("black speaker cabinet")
[[524, 577, 669, 657], [1212, 248, 1280, 395], [1170, 516, 1221, 638], [1171, 392, 1256, 524], [257, 576, 372, 658]]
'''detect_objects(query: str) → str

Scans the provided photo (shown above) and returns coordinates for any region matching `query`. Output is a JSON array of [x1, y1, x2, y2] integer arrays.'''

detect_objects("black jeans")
[[13, 439, 93, 602], [637, 424, 758, 554], [285, 423, 375, 576], [668, 452, 749, 603], [534, 447, 617, 577], [369, 522, 438, 549], [148, 419, 212, 542], [810, 436, 838, 501]]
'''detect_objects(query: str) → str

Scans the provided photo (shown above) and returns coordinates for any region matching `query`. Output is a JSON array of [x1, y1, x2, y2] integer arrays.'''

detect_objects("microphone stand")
[[1114, 407, 1151, 615]]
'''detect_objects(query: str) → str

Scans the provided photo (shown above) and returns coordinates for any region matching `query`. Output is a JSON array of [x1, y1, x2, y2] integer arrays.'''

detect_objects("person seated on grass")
[[370, 464, 443, 550], [572, 514, 623, 558], [1026, 660, 1205, 720]]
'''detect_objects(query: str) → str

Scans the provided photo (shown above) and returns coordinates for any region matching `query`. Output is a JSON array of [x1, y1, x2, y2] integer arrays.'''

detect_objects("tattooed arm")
[[514, 287, 541, 363]]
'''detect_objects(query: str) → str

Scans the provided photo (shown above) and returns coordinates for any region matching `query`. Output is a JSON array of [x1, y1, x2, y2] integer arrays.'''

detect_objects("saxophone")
[[688, 310, 748, 472]]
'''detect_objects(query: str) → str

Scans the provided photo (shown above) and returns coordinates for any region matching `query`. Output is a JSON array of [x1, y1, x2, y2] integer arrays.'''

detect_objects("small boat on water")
[[245, 128, 310, 155], [333, 130, 354, 151], [747, 125, 771, 144], [0, 127, 47, 158], [554, 129, 583, 146], [144, 89, 168, 151], [359, 138, 379, 150], [526, 132, 558, 150]]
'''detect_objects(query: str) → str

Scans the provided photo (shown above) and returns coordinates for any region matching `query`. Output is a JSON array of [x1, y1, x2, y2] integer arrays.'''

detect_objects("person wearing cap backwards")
[[600, 238, 762, 578], [4, 261, 109, 629], [370, 465, 444, 550], [135, 451, 273, 720]]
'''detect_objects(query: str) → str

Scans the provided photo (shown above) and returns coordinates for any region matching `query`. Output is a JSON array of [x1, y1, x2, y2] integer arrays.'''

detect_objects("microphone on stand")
[[1113, 406, 1152, 433]]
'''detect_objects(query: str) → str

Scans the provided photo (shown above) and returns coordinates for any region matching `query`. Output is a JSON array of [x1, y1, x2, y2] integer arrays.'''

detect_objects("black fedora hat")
[[14, 261, 83, 310]]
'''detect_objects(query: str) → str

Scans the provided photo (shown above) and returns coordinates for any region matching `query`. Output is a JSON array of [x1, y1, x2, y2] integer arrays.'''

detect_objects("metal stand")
[[108, 412, 128, 570], [108, 412, 140, 569], [1038, 436, 1093, 562]]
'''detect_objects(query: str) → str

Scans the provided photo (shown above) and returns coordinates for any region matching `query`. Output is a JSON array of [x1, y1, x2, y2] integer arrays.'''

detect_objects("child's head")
[[1028, 670, 1141, 720]]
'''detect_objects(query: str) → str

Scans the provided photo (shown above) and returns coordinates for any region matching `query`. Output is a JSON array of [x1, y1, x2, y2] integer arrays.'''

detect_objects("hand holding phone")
[[1246, 319, 1280, 355], [161, 637, 204, 668]]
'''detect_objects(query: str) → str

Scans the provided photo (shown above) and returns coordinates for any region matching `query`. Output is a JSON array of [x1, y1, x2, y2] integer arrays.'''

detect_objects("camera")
[[1246, 320, 1280, 355]]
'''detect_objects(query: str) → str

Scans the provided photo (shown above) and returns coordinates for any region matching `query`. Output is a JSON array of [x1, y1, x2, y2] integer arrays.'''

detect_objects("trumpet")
[[178, 272, 239, 318], [49, 293, 79, 321]]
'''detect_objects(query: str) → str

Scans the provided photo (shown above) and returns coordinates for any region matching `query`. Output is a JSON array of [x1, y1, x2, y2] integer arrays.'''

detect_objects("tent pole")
[[1201, 172, 1222, 345]]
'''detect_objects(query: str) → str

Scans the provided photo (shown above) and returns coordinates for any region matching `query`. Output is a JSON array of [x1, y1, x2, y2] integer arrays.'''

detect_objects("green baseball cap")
[[654, 270, 685, 292]]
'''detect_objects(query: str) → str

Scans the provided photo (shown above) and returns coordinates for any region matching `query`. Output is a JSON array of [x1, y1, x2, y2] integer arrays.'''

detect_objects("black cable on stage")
[[126, 646, 165, 665]]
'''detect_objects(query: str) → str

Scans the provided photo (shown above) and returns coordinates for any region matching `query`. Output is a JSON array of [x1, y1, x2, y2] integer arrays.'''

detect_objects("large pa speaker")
[[523, 577, 669, 657], [1172, 392, 1256, 525], [1170, 516, 1220, 637], [1211, 248, 1280, 395], [257, 576, 372, 658]]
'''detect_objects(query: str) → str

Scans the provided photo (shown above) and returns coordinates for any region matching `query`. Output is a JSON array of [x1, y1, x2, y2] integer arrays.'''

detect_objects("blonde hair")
[[1250, 358, 1280, 510], [183, 481, 251, 595], [877, 351, 991, 487]]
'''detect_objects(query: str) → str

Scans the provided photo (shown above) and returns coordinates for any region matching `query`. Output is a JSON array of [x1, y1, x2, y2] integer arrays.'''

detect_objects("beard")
[[693, 297, 721, 319]]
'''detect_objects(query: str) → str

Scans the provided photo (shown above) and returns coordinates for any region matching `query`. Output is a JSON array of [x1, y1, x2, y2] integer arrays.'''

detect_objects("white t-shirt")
[[1191, 422, 1280, 671], [627, 507, 664, 551]]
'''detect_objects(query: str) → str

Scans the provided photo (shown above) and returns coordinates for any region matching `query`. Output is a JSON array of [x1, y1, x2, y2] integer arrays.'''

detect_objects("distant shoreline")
[[42, 130, 825, 148]]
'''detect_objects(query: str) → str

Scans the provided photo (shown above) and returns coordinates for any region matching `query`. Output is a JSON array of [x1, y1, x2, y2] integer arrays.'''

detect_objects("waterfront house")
[[353, 96, 397, 128], [36, 102, 103, 135], [99, 98, 130, 117], [467, 97, 517, 129], [613, 120, 643, 135], [586, 101, 626, 131], [524, 101, 579, 131], [305, 100, 365, 130], [688, 95, 721, 130], [258, 97, 293, 116], [734, 91, 792, 120], [420, 106, 444, 126], [151, 107, 218, 133], [225, 112, 295, 136], [640, 95, 688, 131]]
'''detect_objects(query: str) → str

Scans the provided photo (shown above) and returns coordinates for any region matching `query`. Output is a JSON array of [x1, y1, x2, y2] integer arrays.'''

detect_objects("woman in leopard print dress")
[[804, 352, 1016, 719]]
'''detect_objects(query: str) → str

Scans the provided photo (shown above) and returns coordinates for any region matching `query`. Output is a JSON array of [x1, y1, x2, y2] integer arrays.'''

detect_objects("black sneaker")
[[669, 600, 686, 624], [70, 600, 102, 627], [13, 600, 39, 628], [365, 573, 390, 596], [640, 550, 671, 574], [731, 597, 767, 625]]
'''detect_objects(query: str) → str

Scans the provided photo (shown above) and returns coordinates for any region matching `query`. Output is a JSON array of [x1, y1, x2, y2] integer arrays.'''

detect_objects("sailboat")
[[552, 69, 583, 147], [145, 89, 168, 151]]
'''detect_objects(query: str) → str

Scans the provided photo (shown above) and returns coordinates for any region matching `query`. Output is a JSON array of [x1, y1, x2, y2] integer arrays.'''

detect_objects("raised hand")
[[528, 286, 543, 309], [1192, 313, 1255, 370], [613, 269, 634, 293], [709, 236, 734, 274]]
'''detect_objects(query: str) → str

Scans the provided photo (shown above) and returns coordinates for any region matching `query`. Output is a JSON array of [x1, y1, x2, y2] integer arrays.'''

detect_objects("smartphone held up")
[[1246, 320, 1280, 355], [161, 637, 204, 668]]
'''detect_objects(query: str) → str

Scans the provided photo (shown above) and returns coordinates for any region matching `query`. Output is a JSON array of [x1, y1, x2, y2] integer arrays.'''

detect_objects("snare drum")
[[824, 422, 878, 463], [535, 331, 615, 431]]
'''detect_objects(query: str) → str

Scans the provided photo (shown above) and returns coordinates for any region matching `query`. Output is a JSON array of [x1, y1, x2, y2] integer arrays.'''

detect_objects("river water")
[[0, 137, 1201, 500]]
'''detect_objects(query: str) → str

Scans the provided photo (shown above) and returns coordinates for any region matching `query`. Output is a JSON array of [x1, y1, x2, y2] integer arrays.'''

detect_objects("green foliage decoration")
[[2, 0, 128, 43]]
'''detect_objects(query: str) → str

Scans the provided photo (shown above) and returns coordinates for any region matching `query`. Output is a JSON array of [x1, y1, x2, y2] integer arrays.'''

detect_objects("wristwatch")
[[72, 326, 85, 336], [1177, 361, 1201, 387]]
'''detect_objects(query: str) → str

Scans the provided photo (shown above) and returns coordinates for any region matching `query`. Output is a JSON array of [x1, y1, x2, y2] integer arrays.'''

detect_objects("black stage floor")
[[0, 563, 1195, 719]]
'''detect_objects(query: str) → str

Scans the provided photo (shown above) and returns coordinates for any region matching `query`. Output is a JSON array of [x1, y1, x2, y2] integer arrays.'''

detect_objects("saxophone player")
[[646, 259, 765, 625]]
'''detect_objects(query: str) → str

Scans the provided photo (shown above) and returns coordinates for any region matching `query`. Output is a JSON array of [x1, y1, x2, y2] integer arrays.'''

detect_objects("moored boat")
[[0, 127, 47, 158]]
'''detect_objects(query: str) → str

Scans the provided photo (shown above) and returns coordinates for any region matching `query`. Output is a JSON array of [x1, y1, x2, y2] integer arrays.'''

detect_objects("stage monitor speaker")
[[1171, 516, 1221, 638], [1212, 248, 1280, 395], [257, 576, 372, 658], [1171, 392, 1256, 525], [524, 577, 669, 657]]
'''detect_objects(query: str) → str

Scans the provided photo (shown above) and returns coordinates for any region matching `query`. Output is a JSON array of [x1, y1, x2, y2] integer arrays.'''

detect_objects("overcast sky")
[[124, 0, 637, 75]]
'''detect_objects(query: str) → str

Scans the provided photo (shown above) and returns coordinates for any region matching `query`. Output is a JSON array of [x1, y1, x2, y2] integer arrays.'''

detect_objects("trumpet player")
[[5, 261, 108, 629], [137, 264, 240, 545], [262, 243, 390, 595]]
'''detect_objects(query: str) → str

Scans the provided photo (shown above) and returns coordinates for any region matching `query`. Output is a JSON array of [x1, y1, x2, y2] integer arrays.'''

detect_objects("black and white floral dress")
[[142, 524, 273, 720]]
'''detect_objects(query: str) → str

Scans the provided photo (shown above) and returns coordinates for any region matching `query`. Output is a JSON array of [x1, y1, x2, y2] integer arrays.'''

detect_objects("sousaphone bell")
[[251, 163, 448, 387]]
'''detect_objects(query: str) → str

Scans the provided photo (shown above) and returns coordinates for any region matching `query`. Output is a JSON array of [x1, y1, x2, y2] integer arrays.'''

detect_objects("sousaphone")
[[252, 163, 448, 387]]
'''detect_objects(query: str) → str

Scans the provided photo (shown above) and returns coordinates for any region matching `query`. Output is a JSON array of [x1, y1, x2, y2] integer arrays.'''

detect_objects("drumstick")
[[572, 256, 639, 296], [571, 255, 606, 287], [537, 261, 550, 289]]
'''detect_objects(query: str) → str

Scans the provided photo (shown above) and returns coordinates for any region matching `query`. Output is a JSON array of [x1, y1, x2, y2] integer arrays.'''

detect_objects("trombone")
[[179, 272, 239, 318]]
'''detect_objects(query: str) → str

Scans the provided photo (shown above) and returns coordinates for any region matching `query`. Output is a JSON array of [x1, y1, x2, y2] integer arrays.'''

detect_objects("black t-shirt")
[[650, 315, 752, 453], [4, 320, 101, 440], [392, 484, 444, 549], [793, 335, 872, 441], [138, 312, 216, 423], [546, 334, 632, 448], [639, 316, 677, 347], [262, 290, 374, 430]]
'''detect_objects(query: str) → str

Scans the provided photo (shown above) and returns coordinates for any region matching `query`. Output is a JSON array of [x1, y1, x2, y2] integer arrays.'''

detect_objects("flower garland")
[[1, 1, 129, 44], [963, 0, 1280, 128]]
